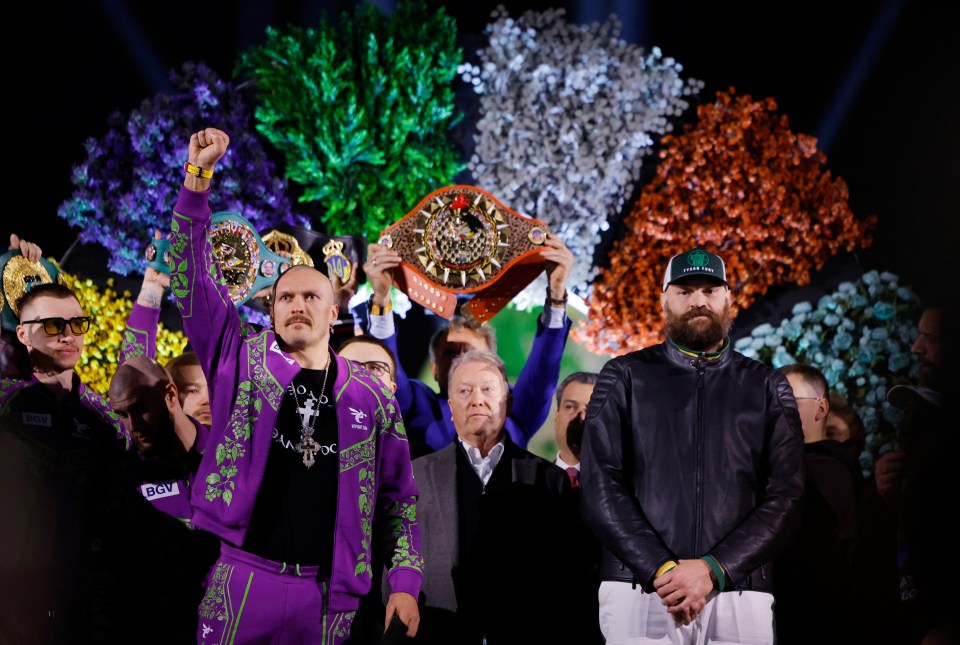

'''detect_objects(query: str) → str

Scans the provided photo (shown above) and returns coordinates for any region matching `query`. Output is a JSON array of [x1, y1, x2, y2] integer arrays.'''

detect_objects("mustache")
[[285, 315, 311, 326], [680, 306, 720, 324]]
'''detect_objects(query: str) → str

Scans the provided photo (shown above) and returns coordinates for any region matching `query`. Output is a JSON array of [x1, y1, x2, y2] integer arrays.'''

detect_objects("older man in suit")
[[408, 349, 576, 644]]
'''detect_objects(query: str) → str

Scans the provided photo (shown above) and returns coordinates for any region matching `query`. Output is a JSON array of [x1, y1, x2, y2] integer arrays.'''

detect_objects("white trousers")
[[598, 580, 775, 645]]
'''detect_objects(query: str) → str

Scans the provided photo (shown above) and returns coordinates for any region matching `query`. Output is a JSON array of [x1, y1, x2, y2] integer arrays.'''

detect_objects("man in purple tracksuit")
[[171, 127, 423, 644]]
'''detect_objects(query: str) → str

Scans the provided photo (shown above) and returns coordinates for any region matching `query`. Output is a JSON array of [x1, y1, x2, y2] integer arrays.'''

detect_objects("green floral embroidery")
[[249, 333, 285, 411], [387, 500, 422, 571], [204, 381, 257, 505], [198, 561, 232, 621], [169, 216, 190, 303], [122, 326, 149, 358]]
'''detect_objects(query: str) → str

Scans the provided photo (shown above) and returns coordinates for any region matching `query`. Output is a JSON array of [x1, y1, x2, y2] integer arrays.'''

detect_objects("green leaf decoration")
[[236, 0, 465, 239]]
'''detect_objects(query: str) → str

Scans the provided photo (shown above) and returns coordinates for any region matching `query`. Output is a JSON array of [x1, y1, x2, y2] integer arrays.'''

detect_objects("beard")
[[664, 302, 732, 351]]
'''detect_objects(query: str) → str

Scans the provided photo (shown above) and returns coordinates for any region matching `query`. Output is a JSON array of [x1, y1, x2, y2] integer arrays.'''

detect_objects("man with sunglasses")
[[0, 281, 131, 642]]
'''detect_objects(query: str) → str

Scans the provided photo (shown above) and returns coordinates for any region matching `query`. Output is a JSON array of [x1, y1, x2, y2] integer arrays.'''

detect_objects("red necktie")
[[566, 466, 580, 488]]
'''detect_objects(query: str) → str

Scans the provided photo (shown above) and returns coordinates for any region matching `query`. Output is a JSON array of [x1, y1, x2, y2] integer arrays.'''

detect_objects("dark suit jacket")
[[408, 437, 576, 644]]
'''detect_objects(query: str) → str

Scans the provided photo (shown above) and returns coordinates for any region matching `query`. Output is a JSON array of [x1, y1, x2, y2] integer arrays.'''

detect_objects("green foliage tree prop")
[[236, 0, 465, 240]]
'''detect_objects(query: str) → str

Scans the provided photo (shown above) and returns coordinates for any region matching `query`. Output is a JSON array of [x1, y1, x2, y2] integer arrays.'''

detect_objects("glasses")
[[794, 396, 824, 402], [20, 316, 92, 336], [361, 360, 391, 377]]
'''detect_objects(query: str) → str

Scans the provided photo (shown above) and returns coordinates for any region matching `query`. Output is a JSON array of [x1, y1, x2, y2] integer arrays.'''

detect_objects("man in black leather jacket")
[[580, 248, 805, 644]]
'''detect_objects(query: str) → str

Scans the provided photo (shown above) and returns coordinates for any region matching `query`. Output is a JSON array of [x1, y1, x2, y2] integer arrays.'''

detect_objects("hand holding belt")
[[378, 185, 549, 322], [0, 250, 64, 331]]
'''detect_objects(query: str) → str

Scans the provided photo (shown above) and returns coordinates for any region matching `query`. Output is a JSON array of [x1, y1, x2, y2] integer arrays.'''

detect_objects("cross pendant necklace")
[[295, 351, 331, 469]]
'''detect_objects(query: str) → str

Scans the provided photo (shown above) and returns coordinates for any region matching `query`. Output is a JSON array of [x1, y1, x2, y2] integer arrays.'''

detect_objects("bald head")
[[109, 357, 177, 455], [110, 356, 172, 399], [270, 264, 339, 363]]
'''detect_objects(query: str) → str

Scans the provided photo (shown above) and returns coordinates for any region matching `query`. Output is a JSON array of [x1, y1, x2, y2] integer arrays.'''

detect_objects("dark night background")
[[7, 0, 957, 348]]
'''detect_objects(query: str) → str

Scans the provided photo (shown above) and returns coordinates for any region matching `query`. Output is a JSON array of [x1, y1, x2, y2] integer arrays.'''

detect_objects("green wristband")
[[701, 555, 727, 592]]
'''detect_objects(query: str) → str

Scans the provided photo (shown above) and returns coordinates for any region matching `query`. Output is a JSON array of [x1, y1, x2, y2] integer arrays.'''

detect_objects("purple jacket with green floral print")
[[170, 185, 422, 612]]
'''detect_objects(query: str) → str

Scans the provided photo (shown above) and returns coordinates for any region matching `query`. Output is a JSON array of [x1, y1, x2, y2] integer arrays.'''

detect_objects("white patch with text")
[[140, 480, 180, 501]]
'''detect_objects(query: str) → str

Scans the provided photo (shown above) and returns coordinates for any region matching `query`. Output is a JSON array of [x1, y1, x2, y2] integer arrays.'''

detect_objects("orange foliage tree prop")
[[576, 88, 876, 355]]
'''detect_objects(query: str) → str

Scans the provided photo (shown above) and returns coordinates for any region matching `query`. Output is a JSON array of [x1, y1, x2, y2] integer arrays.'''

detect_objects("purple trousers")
[[197, 542, 356, 645]]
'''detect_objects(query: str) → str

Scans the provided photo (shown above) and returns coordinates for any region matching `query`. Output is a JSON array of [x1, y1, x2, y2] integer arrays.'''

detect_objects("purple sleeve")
[[120, 301, 160, 362], [376, 400, 424, 598], [169, 186, 242, 392], [508, 316, 571, 444]]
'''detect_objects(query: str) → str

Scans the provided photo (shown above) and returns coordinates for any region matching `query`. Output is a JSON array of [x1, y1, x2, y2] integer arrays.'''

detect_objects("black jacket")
[[580, 339, 805, 594]]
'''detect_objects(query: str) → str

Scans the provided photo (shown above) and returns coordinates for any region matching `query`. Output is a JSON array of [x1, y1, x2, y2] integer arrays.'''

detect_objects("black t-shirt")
[[243, 360, 339, 575]]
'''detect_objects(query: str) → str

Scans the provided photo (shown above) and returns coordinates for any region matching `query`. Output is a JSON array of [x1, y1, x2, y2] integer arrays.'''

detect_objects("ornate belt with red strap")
[[378, 185, 549, 322]]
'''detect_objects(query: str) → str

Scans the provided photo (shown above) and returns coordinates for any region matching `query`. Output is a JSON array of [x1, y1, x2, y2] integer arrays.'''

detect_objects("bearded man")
[[579, 248, 805, 645]]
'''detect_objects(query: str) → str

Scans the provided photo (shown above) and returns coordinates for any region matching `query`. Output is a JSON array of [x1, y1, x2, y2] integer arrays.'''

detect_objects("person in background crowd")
[[108, 356, 220, 643], [0, 281, 131, 642], [337, 335, 397, 394], [407, 350, 575, 644], [552, 370, 599, 485], [0, 233, 43, 378], [552, 370, 604, 645], [874, 304, 956, 644], [360, 233, 574, 456], [825, 391, 866, 463], [580, 247, 804, 645], [775, 363, 861, 645]]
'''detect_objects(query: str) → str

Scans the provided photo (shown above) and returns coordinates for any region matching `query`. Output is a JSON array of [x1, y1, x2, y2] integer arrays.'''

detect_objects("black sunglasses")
[[20, 316, 93, 336]]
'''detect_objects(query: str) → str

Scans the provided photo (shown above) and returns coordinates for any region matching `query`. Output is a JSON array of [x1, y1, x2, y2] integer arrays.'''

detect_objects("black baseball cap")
[[662, 248, 728, 291]]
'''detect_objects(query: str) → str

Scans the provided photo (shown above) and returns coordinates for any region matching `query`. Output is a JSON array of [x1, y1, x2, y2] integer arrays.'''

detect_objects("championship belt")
[[378, 186, 549, 322], [0, 250, 65, 331], [144, 237, 172, 274], [210, 211, 293, 307]]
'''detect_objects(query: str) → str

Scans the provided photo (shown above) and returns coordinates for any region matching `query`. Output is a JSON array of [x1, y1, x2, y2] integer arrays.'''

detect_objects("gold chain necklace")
[[293, 350, 331, 469]]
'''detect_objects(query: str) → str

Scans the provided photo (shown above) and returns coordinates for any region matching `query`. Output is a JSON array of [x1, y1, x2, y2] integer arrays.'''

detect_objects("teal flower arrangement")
[[734, 270, 922, 474]]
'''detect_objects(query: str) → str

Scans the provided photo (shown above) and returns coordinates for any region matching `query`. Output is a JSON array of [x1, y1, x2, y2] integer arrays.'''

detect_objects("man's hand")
[[8, 234, 42, 262], [541, 233, 573, 301], [136, 231, 170, 309], [384, 591, 419, 638], [653, 559, 714, 625], [189, 128, 230, 172], [875, 450, 907, 501], [364, 242, 401, 308]]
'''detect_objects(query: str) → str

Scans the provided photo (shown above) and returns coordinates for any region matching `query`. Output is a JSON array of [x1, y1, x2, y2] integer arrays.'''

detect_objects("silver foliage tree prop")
[[460, 6, 702, 309]]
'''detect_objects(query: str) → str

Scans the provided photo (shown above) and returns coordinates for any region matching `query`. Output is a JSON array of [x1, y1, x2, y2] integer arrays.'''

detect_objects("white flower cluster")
[[461, 5, 703, 308], [734, 270, 921, 475]]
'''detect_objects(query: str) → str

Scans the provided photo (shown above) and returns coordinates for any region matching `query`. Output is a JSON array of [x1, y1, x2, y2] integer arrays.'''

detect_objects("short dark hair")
[[556, 371, 599, 407], [779, 363, 829, 398], [336, 335, 397, 376], [16, 283, 79, 319], [428, 315, 497, 364], [165, 351, 200, 379]]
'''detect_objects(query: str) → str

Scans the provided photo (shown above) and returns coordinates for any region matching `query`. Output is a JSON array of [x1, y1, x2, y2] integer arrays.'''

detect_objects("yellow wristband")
[[369, 298, 392, 316], [184, 162, 214, 179], [655, 560, 678, 578]]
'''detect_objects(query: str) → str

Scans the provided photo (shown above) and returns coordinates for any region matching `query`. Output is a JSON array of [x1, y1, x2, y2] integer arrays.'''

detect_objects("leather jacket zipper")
[[692, 358, 706, 555]]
